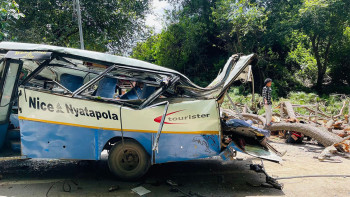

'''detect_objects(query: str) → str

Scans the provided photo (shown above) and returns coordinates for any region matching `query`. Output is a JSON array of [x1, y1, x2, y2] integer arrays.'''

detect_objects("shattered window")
[[20, 55, 172, 108]]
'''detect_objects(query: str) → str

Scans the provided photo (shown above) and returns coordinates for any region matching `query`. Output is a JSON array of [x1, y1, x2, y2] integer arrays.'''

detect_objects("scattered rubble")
[[222, 99, 350, 161]]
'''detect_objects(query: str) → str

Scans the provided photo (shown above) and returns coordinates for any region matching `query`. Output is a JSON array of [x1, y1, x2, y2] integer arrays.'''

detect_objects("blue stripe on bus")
[[95, 130, 99, 160]]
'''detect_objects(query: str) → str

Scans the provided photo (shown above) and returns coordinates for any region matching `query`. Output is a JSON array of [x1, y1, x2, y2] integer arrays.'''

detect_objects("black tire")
[[108, 139, 150, 180]]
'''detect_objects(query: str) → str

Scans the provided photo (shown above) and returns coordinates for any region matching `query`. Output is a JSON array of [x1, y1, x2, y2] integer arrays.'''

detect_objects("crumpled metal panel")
[[154, 133, 220, 164]]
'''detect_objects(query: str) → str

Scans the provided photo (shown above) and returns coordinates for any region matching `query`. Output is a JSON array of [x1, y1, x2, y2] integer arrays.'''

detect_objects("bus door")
[[0, 58, 23, 149]]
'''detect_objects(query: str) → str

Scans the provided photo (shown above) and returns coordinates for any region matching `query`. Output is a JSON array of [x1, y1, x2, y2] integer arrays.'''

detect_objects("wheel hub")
[[118, 149, 139, 171]]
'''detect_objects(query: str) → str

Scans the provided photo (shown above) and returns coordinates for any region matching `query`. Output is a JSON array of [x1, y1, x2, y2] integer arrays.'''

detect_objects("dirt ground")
[[0, 137, 349, 197]]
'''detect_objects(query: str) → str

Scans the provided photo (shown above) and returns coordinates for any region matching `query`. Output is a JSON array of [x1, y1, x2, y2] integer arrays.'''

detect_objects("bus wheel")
[[108, 139, 150, 180]]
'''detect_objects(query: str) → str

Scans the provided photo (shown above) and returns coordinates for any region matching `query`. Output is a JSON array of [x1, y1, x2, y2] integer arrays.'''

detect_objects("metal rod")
[[139, 76, 179, 109], [50, 80, 73, 94], [75, 0, 84, 50], [226, 94, 244, 119], [250, 66, 255, 104], [20, 59, 52, 85], [152, 101, 169, 152]]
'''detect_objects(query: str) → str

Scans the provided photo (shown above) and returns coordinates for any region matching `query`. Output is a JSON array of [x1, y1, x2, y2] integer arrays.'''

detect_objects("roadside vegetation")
[[223, 86, 349, 117]]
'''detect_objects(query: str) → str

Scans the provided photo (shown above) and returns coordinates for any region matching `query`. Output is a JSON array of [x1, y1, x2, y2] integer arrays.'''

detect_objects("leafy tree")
[[132, 34, 160, 63], [328, 26, 350, 93], [6, 0, 150, 53], [0, 0, 24, 41], [297, 0, 350, 92], [212, 0, 267, 54], [286, 31, 317, 87]]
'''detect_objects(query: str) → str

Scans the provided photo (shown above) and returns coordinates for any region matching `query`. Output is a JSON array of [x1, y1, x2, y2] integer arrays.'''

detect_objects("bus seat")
[[140, 85, 156, 99], [120, 86, 142, 100], [95, 78, 118, 98], [60, 73, 84, 92]]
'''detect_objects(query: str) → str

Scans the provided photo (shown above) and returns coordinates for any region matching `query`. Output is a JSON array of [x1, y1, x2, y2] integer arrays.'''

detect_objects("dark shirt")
[[262, 86, 272, 105]]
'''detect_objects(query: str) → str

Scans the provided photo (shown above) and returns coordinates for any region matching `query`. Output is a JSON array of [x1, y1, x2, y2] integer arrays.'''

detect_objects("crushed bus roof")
[[0, 42, 181, 74]]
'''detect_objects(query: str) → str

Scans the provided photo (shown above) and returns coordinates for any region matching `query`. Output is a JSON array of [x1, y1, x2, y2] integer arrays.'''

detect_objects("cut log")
[[267, 123, 343, 147], [283, 101, 296, 120], [326, 120, 334, 128]]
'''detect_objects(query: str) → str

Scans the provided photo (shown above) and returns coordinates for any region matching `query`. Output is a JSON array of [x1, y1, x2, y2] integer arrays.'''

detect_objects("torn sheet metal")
[[228, 141, 282, 163]]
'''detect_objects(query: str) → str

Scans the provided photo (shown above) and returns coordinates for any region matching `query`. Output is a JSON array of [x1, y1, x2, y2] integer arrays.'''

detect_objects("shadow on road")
[[0, 157, 285, 196]]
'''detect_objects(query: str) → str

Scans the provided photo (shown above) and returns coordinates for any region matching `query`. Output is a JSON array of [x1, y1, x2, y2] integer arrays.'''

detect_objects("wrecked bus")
[[0, 42, 281, 181]]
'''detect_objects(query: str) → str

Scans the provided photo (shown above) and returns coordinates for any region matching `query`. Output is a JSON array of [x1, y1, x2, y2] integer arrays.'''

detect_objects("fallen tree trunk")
[[241, 113, 266, 125], [267, 123, 343, 147]]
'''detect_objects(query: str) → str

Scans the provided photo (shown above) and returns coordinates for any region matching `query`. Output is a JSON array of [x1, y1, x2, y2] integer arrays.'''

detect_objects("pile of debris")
[[222, 99, 350, 160]]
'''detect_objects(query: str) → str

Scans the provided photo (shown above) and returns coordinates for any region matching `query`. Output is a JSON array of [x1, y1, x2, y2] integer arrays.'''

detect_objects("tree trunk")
[[311, 35, 324, 93], [268, 123, 343, 147], [311, 35, 332, 93], [283, 101, 296, 120]]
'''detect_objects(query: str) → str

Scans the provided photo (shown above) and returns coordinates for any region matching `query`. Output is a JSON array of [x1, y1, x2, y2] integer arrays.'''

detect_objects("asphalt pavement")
[[0, 152, 284, 197]]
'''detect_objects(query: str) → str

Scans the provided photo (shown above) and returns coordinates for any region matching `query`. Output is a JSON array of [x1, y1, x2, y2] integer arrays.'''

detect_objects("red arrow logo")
[[154, 110, 186, 124]]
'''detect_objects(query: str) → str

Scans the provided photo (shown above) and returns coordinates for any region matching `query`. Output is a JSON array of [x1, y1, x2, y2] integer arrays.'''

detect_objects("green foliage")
[[132, 35, 160, 63], [297, 0, 350, 92], [0, 0, 24, 41], [287, 41, 318, 86], [286, 92, 348, 116], [5, 0, 150, 53], [212, 0, 267, 53], [224, 88, 348, 117]]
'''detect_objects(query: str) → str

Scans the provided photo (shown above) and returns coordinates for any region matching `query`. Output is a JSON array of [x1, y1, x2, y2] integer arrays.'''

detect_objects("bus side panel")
[[20, 119, 154, 160], [20, 120, 98, 160], [155, 133, 220, 163]]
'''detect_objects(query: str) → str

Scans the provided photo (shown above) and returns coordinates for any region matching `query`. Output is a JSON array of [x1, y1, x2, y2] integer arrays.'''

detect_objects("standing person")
[[262, 78, 273, 127]]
